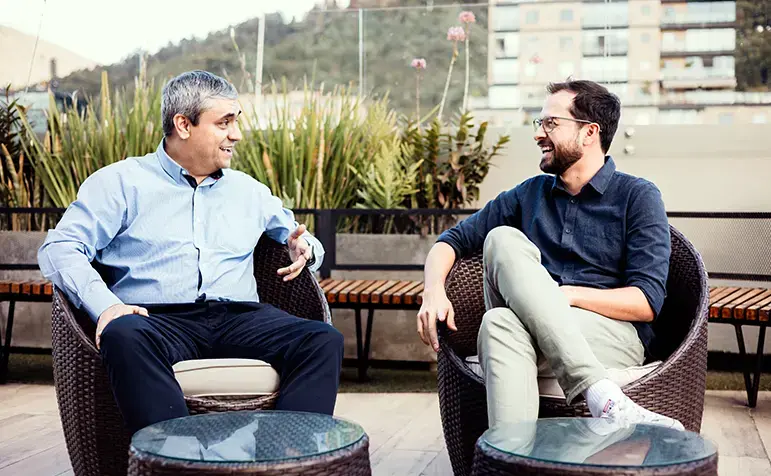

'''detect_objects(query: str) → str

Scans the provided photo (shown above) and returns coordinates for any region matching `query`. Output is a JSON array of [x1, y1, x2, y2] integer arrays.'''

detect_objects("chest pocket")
[[211, 208, 262, 255], [580, 221, 625, 266]]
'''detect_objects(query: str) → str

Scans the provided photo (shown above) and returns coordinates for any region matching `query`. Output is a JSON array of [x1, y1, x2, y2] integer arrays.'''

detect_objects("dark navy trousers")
[[98, 301, 343, 434]]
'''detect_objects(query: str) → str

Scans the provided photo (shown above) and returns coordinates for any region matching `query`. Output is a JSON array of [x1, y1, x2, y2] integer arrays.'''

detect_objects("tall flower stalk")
[[459, 11, 476, 112], [438, 26, 465, 121], [411, 58, 426, 121]]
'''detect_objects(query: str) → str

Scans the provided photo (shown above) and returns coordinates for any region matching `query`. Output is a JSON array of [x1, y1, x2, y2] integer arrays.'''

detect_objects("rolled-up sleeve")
[[259, 184, 324, 273], [437, 188, 520, 258], [624, 181, 670, 317]]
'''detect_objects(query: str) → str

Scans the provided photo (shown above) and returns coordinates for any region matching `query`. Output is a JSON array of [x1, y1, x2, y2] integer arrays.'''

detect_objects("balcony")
[[659, 90, 771, 106], [661, 68, 736, 89], [661, 3, 736, 29]]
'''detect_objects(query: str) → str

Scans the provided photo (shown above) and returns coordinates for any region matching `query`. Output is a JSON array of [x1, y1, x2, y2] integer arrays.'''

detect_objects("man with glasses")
[[417, 79, 683, 430]]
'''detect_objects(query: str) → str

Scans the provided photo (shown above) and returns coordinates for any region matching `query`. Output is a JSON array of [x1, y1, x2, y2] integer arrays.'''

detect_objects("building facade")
[[478, 0, 771, 126]]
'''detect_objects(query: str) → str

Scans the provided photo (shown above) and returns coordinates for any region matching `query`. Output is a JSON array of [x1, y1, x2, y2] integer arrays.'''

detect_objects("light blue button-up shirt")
[[38, 140, 324, 322]]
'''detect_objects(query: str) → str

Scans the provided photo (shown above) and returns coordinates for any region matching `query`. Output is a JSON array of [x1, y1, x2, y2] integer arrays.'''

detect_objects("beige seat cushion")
[[465, 355, 661, 399], [173, 359, 279, 398]]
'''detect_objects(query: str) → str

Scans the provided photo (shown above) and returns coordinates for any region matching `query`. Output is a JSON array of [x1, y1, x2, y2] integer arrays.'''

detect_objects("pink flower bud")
[[459, 11, 476, 24], [411, 58, 427, 69], [447, 26, 466, 42]]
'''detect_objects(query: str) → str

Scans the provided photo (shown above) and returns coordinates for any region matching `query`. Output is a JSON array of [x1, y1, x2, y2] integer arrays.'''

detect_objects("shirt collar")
[[587, 155, 616, 195], [156, 139, 224, 186], [550, 155, 616, 196]]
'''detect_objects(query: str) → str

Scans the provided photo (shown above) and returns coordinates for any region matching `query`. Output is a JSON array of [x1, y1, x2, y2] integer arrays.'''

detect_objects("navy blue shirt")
[[437, 156, 670, 353]]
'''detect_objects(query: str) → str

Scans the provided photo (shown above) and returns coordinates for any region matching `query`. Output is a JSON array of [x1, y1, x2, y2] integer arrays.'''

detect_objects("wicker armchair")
[[51, 235, 332, 476], [436, 225, 710, 476]]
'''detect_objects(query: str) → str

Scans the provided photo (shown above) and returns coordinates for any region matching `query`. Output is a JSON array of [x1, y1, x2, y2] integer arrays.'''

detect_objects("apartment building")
[[477, 0, 771, 126]]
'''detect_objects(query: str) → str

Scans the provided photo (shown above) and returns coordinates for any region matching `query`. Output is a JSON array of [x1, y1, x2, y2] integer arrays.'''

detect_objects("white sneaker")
[[600, 395, 685, 431]]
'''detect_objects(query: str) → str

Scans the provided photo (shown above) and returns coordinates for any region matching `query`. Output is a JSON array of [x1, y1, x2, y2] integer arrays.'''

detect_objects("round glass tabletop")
[[481, 418, 716, 468], [131, 410, 366, 464]]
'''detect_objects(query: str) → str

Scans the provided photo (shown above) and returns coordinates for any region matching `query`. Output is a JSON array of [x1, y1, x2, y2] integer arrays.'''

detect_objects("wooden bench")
[[318, 278, 424, 380], [708, 286, 771, 407], [0, 280, 54, 383], [0, 277, 423, 383], [4, 279, 769, 399]]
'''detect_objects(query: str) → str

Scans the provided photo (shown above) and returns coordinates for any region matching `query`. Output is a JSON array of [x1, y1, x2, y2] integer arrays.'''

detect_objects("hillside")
[[0, 26, 98, 89], [54, 3, 490, 116]]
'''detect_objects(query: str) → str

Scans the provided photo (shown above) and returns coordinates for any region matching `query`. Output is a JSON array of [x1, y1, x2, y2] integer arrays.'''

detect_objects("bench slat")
[[720, 288, 765, 319], [320, 279, 342, 293], [337, 280, 367, 304], [709, 287, 740, 306], [383, 281, 420, 305], [404, 283, 424, 305], [746, 294, 771, 321], [392, 281, 423, 305], [370, 281, 400, 304], [709, 286, 725, 298], [326, 280, 356, 304], [347, 280, 377, 303], [760, 302, 771, 322], [734, 289, 771, 320], [359, 281, 388, 304], [381, 281, 413, 304], [710, 288, 749, 318]]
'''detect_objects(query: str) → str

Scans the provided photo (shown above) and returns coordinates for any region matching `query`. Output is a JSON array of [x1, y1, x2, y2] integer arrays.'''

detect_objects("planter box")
[[332, 233, 439, 363]]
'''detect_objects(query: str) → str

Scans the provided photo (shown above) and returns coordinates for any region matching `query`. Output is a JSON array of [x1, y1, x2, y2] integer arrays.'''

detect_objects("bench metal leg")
[[734, 324, 766, 408], [354, 308, 375, 382], [0, 300, 16, 384]]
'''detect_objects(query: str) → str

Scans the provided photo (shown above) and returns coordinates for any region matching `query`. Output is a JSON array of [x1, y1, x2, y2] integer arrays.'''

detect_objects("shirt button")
[[570, 198, 576, 204], [565, 228, 572, 234]]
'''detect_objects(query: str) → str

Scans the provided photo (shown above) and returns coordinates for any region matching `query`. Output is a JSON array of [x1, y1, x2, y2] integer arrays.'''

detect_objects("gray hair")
[[161, 71, 238, 137]]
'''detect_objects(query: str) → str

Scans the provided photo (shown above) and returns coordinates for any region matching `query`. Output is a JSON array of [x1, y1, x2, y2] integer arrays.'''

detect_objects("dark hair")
[[546, 80, 620, 154]]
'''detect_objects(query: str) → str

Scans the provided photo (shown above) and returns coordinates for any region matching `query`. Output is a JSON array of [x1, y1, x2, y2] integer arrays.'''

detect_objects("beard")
[[539, 135, 583, 175]]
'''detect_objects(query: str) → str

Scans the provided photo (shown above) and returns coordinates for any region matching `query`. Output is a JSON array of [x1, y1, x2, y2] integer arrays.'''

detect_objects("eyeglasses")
[[533, 116, 599, 133]]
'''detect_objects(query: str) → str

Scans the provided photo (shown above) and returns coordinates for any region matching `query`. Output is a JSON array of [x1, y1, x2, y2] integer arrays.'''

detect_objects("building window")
[[489, 85, 521, 108], [558, 62, 575, 79], [560, 36, 573, 52], [718, 113, 734, 125], [524, 63, 538, 78], [659, 109, 701, 125], [664, 29, 736, 53], [663, 2, 737, 25], [583, 3, 628, 28], [494, 33, 520, 58], [581, 57, 629, 82], [492, 59, 520, 83], [583, 30, 629, 56], [526, 11, 539, 25], [560, 9, 574, 22], [640, 61, 651, 71], [641, 5, 652, 16], [493, 6, 520, 31], [641, 32, 651, 44]]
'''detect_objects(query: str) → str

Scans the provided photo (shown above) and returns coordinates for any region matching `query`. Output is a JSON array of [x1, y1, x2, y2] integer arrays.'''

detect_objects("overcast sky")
[[1, 0, 349, 64]]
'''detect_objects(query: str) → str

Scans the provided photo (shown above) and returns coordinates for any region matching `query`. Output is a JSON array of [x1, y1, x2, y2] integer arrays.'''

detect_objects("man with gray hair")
[[38, 70, 343, 434]]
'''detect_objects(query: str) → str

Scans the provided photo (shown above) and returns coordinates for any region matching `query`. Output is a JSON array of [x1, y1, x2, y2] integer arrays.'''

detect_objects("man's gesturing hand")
[[96, 304, 149, 350], [278, 224, 313, 282]]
